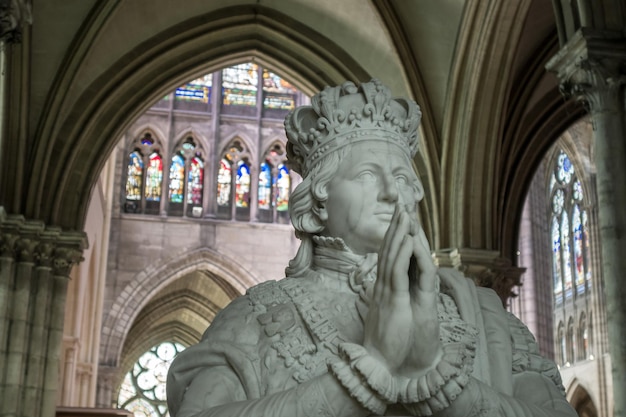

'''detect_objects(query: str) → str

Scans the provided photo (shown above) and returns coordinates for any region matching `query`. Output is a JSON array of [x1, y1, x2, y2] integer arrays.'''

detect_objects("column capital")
[[0, 207, 88, 272], [0, 0, 32, 43], [433, 248, 525, 306], [546, 28, 626, 112]]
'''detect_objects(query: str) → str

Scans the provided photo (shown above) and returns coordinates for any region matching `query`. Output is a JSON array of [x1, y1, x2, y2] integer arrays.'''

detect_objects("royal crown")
[[284, 79, 421, 176]]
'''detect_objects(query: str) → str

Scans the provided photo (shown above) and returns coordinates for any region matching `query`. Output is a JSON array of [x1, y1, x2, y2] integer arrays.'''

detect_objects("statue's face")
[[322, 140, 422, 255]]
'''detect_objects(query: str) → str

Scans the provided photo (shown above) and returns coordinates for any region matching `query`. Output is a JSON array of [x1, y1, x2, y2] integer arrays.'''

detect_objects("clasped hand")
[[363, 204, 441, 378]]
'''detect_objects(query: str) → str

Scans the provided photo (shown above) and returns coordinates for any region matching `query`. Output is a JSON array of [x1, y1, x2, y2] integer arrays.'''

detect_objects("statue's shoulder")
[[202, 278, 310, 340]]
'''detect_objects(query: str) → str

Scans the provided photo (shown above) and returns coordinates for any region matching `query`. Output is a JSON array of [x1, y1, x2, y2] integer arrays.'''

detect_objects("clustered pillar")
[[0, 208, 87, 417], [548, 30, 626, 417]]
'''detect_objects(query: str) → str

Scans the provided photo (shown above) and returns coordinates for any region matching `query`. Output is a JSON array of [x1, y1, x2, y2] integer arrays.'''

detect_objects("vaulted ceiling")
[[5, 0, 584, 259]]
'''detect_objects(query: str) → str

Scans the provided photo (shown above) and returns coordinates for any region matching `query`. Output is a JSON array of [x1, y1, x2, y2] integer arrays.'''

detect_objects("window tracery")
[[168, 136, 205, 217], [124, 133, 163, 214], [258, 143, 291, 224], [120, 63, 303, 223], [118, 342, 185, 417], [549, 149, 592, 305]]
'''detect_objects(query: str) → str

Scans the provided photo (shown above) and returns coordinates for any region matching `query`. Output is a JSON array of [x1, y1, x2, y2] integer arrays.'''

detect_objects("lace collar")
[[311, 235, 377, 298]]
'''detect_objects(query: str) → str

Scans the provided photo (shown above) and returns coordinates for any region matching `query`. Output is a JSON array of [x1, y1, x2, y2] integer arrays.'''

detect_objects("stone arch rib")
[[98, 247, 256, 367], [28, 4, 369, 230]]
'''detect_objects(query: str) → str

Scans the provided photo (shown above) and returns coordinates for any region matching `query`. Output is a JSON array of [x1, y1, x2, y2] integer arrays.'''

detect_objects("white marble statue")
[[166, 80, 577, 417]]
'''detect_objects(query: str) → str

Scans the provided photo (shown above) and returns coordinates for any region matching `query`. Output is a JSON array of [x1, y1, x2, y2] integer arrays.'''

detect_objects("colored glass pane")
[[262, 69, 297, 110], [263, 95, 296, 110], [573, 180, 583, 201], [582, 210, 592, 282], [562, 212, 572, 297], [175, 74, 212, 103], [549, 173, 556, 192], [118, 342, 185, 417], [573, 205, 585, 291], [126, 152, 144, 201], [557, 151, 574, 184], [187, 157, 204, 205], [169, 154, 185, 203], [262, 70, 298, 94], [258, 162, 272, 209], [235, 161, 250, 208], [145, 153, 163, 202], [141, 136, 154, 146], [276, 164, 290, 211], [552, 189, 564, 214], [552, 217, 562, 295], [222, 63, 258, 107], [217, 158, 231, 206]]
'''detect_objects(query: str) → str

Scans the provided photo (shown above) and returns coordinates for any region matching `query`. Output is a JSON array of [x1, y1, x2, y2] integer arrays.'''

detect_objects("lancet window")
[[124, 133, 163, 215], [120, 63, 305, 221], [168, 136, 205, 217], [258, 143, 291, 224], [549, 149, 592, 305], [216, 140, 252, 221]]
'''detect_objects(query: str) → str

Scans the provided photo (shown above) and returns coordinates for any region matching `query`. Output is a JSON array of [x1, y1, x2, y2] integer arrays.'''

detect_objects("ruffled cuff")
[[328, 329, 477, 416], [328, 350, 388, 415]]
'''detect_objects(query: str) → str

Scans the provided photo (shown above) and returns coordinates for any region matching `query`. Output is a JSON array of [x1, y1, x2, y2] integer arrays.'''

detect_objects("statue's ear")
[[414, 178, 425, 202], [317, 202, 328, 222]]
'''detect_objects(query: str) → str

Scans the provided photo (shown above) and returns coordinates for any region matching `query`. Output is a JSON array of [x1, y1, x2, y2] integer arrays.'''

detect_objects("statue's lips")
[[375, 212, 394, 220]]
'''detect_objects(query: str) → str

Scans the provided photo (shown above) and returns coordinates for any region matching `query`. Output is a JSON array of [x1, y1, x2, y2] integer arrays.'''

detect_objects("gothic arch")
[[172, 129, 211, 157], [129, 124, 168, 149], [27, 4, 370, 231], [567, 380, 599, 417], [220, 133, 256, 160], [99, 247, 256, 367]]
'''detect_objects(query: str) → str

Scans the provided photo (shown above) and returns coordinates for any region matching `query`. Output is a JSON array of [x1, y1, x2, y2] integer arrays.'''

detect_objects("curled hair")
[[285, 148, 348, 277]]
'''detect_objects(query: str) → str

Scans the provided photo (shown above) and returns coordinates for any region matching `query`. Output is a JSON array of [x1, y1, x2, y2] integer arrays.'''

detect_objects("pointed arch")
[[99, 247, 258, 368], [123, 131, 164, 214], [28, 4, 370, 229], [566, 380, 599, 417]]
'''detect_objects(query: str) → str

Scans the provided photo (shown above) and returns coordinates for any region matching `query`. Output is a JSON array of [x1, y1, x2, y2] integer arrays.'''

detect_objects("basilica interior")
[[1, 1, 625, 417]]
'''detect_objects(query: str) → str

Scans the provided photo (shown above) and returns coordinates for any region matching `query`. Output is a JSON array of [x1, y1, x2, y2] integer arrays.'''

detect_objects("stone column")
[[547, 29, 626, 417], [433, 247, 525, 306], [0, 208, 87, 417]]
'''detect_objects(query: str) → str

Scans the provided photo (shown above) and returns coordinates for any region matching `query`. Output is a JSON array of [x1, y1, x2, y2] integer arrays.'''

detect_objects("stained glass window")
[[145, 153, 163, 202], [169, 154, 185, 203], [552, 217, 563, 303], [126, 152, 144, 201], [557, 151, 574, 184], [276, 164, 290, 211], [187, 157, 204, 205], [562, 212, 572, 299], [549, 147, 593, 304], [175, 74, 212, 103], [262, 69, 298, 110], [222, 63, 258, 106], [118, 342, 185, 417], [235, 161, 250, 208], [217, 158, 232, 207], [573, 205, 585, 294], [582, 210, 592, 282], [573, 180, 583, 201], [258, 162, 272, 210], [552, 189, 564, 214]]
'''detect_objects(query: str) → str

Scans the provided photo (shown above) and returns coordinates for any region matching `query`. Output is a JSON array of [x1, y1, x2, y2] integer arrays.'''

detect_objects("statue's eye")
[[356, 170, 376, 182], [396, 175, 409, 185]]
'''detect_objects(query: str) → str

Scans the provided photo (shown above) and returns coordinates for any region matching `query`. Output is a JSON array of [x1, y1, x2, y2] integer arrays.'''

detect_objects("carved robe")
[[167, 246, 569, 417]]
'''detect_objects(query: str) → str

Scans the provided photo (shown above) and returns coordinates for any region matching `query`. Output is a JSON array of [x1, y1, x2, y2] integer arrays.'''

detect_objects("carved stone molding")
[[546, 28, 626, 114], [433, 248, 524, 306], [0, 0, 32, 43], [0, 207, 87, 273]]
